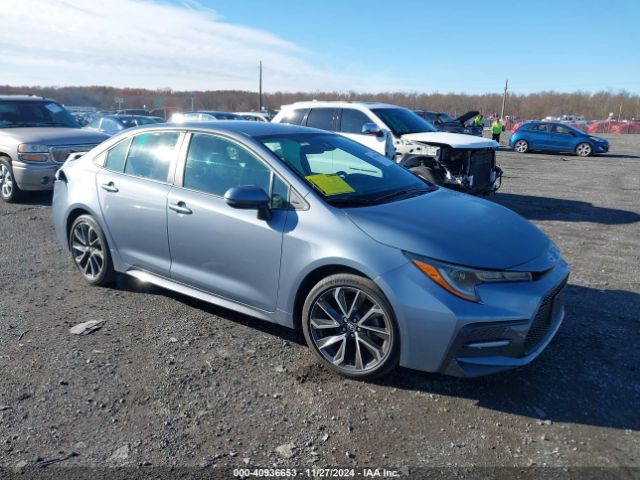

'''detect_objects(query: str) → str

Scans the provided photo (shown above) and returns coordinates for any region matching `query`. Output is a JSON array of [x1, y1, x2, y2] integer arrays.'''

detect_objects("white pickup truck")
[[272, 101, 501, 195]]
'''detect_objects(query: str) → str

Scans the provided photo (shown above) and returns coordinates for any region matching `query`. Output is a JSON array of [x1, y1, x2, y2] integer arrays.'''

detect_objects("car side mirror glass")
[[362, 122, 383, 137], [224, 185, 271, 220]]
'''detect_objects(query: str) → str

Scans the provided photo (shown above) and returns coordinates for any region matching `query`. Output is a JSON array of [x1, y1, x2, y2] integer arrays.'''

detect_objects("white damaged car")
[[272, 101, 501, 194]]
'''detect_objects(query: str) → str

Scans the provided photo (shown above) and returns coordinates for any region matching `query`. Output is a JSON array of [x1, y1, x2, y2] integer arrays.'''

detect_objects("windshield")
[[257, 133, 433, 206], [372, 108, 437, 135], [0, 100, 79, 128]]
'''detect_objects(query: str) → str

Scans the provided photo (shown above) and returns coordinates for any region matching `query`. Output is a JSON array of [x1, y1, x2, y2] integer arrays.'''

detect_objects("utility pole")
[[500, 79, 508, 120], [618, 104, 622, 122], [258, 61, 263, 112]]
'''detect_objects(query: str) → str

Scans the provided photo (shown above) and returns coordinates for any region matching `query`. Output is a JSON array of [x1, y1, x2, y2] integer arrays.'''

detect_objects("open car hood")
[[401, 131, 498, 148], [454, 110, 480, 124], [345, 189, 551, 271]]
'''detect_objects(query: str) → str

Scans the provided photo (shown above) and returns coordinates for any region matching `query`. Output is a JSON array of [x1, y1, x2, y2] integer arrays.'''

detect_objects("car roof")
[[188, 110, 239, 115], [105, 114, 149, 120], [0, 95, 58, 103], [280, 100, 401, 110], [152, 120, 325, 136]]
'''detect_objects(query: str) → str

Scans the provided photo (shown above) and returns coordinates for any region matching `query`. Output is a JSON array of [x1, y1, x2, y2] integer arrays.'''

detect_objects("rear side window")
[[124, 132, 180, 182], [339, 109, 372, 134], [306, 108, 335, 131], [104, 139, 131, 172], [280, 109, 308, 125]]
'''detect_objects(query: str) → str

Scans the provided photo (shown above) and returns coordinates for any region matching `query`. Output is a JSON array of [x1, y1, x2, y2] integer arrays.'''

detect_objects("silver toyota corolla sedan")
[[52, 122, 569, 379]]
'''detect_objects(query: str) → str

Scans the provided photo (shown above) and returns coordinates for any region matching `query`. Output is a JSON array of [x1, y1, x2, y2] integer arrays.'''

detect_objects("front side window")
[[183, 133, 287, 207], [306, 108, 335, 131], [259, 133, 431, 206], [339, 109, 372, 134], [124, 132, 180, 182]]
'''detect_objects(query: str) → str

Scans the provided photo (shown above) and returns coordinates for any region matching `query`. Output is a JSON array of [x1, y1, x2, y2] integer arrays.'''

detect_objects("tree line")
[[1, 85, 639, 120]]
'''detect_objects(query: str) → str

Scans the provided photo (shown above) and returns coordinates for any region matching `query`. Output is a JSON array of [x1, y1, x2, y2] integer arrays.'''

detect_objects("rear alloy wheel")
[[0, 158, 22, 203], [575, 142, 592, 157], [514, 139, 529, 153], [302, 274, 399, 380], [69, 214, 115, 286]]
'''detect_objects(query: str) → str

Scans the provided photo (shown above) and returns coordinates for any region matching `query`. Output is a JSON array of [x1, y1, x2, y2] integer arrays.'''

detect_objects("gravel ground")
[[0, 133, 639, 478]]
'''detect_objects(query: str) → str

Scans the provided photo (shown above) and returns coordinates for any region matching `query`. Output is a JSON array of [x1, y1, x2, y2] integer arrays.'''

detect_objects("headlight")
[[408, 254, 532, 302], [18, 143, 49, 153]]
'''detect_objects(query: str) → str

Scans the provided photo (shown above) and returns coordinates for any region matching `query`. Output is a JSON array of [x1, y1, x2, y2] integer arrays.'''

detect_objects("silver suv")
[[0, 95, 109, 202]]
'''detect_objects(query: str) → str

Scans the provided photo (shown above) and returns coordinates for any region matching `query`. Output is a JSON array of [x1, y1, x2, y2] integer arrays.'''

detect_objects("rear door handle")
[[169, 201, 192, 215], [101, 182, 118, 193]]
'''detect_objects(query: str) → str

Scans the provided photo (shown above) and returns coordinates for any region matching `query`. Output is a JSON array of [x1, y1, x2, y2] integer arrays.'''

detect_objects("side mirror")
[[362, 122, 383, 137], [224, 185, 271, 220]]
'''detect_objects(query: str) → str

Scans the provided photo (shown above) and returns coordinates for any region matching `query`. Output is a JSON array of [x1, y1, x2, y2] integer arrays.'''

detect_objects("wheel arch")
[[292, 264, 371, 333]]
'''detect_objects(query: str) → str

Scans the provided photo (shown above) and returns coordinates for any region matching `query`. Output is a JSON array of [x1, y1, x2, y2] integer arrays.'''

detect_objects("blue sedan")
[[52, 122, 569, 379], [510, 122, 609, 157]]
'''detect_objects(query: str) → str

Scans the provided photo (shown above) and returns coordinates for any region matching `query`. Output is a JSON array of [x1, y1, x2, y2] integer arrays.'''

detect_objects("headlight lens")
[[408, 255, 532, 302], [18, 143, 49, 153]]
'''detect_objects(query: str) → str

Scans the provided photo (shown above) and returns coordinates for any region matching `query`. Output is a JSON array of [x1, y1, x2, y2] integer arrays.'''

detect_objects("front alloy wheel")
[[0, 159, 21, 202], [575, 142, 592, 157], [303, 274, 399, 379], [69, 215, 114, 285], [514, 139, 529, 153]]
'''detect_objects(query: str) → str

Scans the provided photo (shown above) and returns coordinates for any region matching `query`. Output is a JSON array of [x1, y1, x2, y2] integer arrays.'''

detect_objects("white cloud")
[[0, 0, 391, 91]]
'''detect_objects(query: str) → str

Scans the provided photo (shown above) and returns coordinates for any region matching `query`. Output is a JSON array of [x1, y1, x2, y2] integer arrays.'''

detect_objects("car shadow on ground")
[[16, 191, 52, 206], [377, 283, 640, 431], [113, 275, 640, 431], [492, 193, 640, 225]]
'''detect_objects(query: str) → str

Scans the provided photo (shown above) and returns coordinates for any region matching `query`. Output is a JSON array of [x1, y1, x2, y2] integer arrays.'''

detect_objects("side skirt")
[[125, 269, 275, 323]]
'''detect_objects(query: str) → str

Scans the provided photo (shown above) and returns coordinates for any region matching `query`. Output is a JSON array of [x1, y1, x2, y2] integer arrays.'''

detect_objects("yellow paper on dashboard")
[[305, 174, 355, 196]]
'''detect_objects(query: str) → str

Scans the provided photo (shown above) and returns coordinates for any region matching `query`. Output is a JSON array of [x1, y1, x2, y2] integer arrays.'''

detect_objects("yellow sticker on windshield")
[[305, 174, 355, 196]]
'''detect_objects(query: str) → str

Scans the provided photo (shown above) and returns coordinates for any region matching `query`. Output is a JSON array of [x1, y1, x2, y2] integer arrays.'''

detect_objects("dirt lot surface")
[[1, 134, 639, 478]]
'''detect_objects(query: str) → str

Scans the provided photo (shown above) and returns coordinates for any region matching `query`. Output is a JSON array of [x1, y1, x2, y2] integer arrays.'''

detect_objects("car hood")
[[401, 131, 498, 148], [345, 189, 550, 270], [0, 127, 109, 146], [454, 110, 480, 124]]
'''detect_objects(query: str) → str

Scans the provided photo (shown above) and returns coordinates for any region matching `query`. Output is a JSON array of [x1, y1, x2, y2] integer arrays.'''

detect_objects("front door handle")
[[169, 201, 192, 215], [101, 182, 118, 193]]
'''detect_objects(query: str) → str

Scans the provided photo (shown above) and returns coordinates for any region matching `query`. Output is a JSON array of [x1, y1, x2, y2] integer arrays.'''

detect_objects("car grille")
[[469, 150, 494, 188], [49, 144, 97, 163], [523, 278, 567, 354]]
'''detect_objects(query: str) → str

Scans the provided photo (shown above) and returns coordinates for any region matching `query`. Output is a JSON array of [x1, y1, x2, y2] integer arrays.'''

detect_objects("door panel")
[[167, 132, 288, 311], [167, 189, 287, 311], [96, 171, 172, 274]]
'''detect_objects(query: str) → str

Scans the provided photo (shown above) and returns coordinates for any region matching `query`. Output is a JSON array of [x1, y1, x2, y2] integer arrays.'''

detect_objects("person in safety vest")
[[491, 117, 503, 143], [473, 114, 484, 128]]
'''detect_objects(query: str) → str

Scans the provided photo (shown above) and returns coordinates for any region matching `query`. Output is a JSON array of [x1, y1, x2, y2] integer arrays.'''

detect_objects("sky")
[[0, 0, 638, 94]]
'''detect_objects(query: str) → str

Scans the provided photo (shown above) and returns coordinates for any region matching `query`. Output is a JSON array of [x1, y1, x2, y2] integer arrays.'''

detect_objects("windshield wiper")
[[372, 187, 436, 203], [325, 196, 378, 206]]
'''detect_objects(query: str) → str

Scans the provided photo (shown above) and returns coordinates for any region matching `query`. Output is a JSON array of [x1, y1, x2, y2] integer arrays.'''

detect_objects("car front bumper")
[[376, 257, 570, 377], [12, 161, 59, 191], [595, 143, 609, 153]]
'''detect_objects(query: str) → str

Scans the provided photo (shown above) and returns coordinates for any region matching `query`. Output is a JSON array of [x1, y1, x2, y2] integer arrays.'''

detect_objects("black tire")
[[0, 157, 23, 203], [410, 165, 445, 186], [68, 214, 115, 286], [513, 139, 529, 153], [302, 273, 400, 380], [575, 142, 592, 157]]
